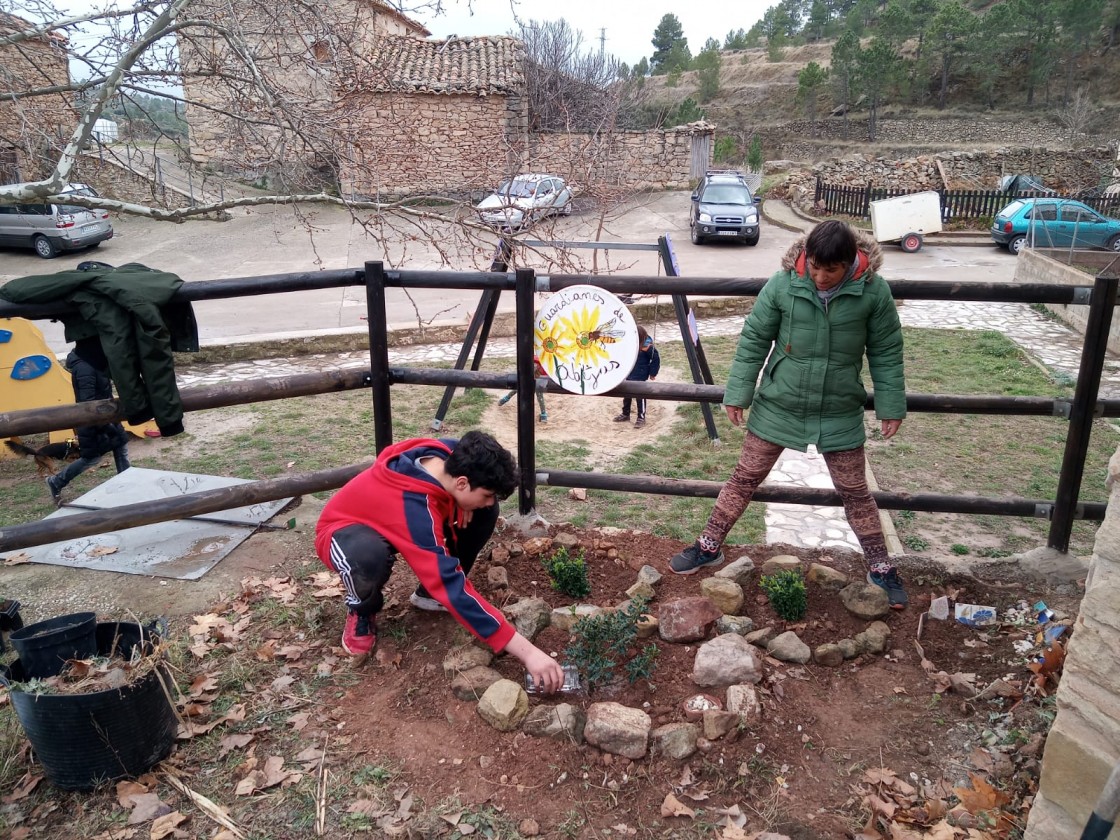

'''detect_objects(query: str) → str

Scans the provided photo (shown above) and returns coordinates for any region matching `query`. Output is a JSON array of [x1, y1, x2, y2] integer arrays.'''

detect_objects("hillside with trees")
[[619, 3, 1120, 152]]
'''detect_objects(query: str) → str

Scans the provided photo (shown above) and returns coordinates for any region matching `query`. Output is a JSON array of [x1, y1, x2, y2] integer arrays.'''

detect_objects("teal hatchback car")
[[991, 198, 1120, 255]]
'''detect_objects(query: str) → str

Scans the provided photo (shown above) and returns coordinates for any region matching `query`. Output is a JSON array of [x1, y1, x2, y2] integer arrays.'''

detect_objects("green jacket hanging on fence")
[[0, 262, 198, 437], [722, 232, 905, 453]]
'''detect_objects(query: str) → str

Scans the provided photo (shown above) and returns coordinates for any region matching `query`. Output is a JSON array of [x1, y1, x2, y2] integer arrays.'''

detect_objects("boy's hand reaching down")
[[505, 633, 564, 693]]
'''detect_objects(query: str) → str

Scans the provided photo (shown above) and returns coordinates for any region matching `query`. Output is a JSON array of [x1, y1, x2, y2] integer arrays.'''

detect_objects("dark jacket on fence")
[[67, 340, 128, 459], [0, 263, 198, 436]]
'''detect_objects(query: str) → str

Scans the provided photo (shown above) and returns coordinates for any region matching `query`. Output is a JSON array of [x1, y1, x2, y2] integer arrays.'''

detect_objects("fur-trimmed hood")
[[779, 230, 884, 277]]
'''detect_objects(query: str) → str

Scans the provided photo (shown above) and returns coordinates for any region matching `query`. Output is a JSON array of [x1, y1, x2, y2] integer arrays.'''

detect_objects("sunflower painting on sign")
[[535, 285, 640, 395]]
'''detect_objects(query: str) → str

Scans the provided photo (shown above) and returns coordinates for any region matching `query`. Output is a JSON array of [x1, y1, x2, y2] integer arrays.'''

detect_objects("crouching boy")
[[315, 430, 564, 693]]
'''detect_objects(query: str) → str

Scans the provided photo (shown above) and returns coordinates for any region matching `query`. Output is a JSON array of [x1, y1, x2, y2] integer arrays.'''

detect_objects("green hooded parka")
[[722, 232, 905, 452]]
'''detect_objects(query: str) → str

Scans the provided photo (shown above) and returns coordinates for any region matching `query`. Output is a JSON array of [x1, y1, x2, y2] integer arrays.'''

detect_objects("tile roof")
[[344, 34, 524, 95]]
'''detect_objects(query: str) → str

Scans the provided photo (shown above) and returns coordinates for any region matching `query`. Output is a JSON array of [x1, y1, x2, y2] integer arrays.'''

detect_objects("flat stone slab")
[[16, 467, 292, 580]]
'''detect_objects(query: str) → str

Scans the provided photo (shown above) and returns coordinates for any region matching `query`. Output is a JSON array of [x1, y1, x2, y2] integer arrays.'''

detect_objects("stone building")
[[0, 11, 74, 183], [178, 1, 708, 198], [177, 0, 430, 187], [337, 34, 528, 198]]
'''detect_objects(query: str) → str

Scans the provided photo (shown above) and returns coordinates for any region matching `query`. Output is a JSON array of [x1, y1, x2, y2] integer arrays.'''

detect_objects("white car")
[[475, 174, 573, 230]]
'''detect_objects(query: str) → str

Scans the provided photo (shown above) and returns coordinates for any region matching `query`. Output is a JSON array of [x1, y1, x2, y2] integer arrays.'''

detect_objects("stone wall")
[[1015, 249, 1120, 356], [339, 97, 703, 197], [777, 147, 1115, 212], [340, 91, 525, 197], [527, 128, 697, 191], [0, 19, 73, 181], [1023, 447, 1120, 839], [763, 116, 1096, 159], [74, 157, 195, 210]]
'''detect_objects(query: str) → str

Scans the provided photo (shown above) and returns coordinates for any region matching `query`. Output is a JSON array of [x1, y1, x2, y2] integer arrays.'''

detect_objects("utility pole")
[[599, 27, 606, 55]]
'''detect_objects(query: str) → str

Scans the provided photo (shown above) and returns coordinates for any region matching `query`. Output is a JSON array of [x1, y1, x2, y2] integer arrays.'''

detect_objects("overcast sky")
[[419, 1, 772, 67], [45, 0, 772, 72]]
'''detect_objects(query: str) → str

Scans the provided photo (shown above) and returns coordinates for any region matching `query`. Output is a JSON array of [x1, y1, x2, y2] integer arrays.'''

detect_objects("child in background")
[[498, 355, 548, 422], [614, 325, 660, 429]]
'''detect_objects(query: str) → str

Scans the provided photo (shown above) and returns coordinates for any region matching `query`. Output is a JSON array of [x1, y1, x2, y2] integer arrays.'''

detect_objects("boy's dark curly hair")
[[445, 431, 518, 499], [806, 220, 857, 267]]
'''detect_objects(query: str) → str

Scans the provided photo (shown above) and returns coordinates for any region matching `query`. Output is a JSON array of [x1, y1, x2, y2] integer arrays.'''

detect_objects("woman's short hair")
[[806, 220, 857, 266]]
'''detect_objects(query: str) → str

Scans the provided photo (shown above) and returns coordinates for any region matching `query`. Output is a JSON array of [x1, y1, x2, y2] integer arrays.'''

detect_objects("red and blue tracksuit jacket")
[[314, 438, 516, 653]]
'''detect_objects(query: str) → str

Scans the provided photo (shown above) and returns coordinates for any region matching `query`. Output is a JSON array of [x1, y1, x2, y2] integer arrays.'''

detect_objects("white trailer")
[[868, 190, 943, 253]]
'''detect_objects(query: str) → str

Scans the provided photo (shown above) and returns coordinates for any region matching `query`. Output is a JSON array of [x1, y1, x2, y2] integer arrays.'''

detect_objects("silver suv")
[[689, 170, 760, 246], [0, 183, 114, 258]]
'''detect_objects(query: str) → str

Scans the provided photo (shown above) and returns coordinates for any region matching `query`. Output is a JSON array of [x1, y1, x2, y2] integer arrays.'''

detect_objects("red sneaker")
[[342, 610, 376, 655]]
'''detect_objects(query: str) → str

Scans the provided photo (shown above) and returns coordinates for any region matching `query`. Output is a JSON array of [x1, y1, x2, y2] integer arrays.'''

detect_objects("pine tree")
[[650, 14, 688, 74]]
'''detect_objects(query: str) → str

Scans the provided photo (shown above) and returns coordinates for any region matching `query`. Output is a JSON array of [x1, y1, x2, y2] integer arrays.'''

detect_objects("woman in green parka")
[[669, 221, 908, 608]]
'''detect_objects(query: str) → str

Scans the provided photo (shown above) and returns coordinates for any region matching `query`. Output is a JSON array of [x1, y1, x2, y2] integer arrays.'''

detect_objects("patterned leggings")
[[701, 431, 890, 567]]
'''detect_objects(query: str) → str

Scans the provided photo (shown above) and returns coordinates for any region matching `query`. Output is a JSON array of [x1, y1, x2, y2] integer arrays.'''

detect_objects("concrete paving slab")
[[19, 467, 292, 580]]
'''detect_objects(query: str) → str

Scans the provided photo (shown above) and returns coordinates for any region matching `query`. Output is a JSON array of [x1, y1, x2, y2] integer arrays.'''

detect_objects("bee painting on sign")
[[534, 286, 639, 396]]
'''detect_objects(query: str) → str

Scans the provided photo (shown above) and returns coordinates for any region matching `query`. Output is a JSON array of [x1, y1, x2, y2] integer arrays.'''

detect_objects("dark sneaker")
[[409, 588, 448, 612], [341, 610, 376, 655], [45, 476, 62, 507], [613, 414, 630, 423], [498, 394, 511, 406], [669, 542, 725, 575], [868, 566, 908, 610], [634, 418, 646, 428], [539, 412, 548, 423]]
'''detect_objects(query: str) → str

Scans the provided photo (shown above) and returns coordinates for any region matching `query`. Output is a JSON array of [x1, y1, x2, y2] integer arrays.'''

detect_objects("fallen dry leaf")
[[660, 793, 696, 818], [854, 809, 885, 840], [218, 733, 255, 758], [864, 793, 897, 820], [2, 552, 31, 565], [188, 675, 219, 698], [125, 792, 171, 824], [953, 773, 1011, 815], [347, 800, 388, 818], [287, 712, 311, 731], [150, 811, 188, 839], [924, 820, 956, 840], [949, 672, 978, 696], [969, 748, 994, 773], [1027, 642, 1066, 694], [116, 780, 150, 807], [1, 772, 43, 804], [718, 824, 753, 840], [89, 545, 119, 556], [270, 675, 295, 692]]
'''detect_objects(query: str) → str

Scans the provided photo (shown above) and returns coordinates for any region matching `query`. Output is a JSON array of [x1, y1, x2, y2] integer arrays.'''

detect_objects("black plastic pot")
[[2, 621, 178, 790], [8, 612, 97, 679]]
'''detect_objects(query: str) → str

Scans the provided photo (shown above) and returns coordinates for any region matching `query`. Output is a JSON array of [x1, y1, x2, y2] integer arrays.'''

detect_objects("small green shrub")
[[903, 535, 931, 551], [747, 135, 764, 172], [713, 135, 738, 164], [977, 547, 1013, 558], [543, 547, 591, 599], [564, 597, 658, 693], [950, 543, 970, 555], [759, 569, 807, 621]]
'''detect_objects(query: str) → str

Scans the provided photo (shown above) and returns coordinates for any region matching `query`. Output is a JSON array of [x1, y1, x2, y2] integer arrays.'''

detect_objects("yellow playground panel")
[[0, 317, 157, 459]]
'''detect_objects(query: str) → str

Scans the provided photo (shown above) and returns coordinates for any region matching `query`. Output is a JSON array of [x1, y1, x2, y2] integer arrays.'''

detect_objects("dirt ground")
[[328, 524, 1075, 839], [0, 390, 1081, 839]]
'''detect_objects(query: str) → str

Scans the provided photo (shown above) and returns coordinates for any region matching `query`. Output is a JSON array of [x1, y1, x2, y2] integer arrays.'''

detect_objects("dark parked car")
[[689, 170, 760, 246], [991, 198, 1120, 255]]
